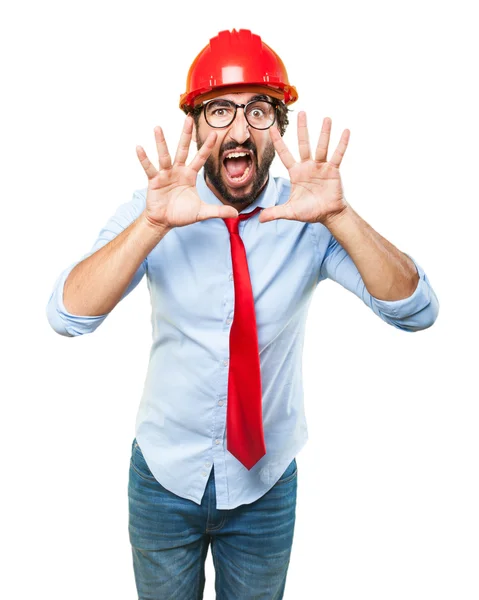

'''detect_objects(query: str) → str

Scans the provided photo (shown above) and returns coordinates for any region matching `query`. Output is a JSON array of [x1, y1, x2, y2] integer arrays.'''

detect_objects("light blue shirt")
[[46, 169, 439, 509]]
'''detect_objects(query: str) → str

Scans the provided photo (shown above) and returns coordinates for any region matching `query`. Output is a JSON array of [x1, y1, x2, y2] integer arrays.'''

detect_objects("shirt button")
[[201, 471, 207, 477], [229, 273, 233, 281], [205, 462, 211, 468], [215, 439, 221, 445], [218, 400, 224, 406], [223, 359, 229, 367]]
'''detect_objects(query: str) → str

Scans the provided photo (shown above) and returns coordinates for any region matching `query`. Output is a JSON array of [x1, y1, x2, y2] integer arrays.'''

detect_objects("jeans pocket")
[[276, 458, 297, 485], [130, 439, 157, 482]]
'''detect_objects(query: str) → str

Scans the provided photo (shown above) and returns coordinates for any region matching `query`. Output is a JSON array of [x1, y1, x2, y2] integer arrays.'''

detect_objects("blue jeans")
[[128, 438, 298, 599]]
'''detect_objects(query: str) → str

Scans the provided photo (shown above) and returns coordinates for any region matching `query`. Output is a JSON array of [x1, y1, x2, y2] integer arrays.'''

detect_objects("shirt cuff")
[[369, 253, 433, 319], [48, 263, 109, 336]]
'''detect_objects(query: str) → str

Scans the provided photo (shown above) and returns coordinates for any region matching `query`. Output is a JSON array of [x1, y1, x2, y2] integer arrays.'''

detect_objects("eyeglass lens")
[[205, 100, 275, 129]]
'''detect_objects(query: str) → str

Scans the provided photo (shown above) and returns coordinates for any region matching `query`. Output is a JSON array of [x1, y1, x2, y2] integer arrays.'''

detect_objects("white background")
[[1, 0, 478, 598]]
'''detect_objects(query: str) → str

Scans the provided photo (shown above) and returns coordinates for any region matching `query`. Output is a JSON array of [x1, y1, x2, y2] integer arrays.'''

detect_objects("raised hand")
[[259, 113, 351, 225], [136, 116, 239, 229]]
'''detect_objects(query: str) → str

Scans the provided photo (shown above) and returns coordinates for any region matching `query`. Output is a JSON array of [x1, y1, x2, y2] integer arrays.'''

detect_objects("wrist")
[[141, 211, 172, 236], [320, 204, 352, 230]]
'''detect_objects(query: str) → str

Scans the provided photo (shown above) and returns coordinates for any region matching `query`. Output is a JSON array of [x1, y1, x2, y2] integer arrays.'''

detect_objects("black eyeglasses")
[[203, 99, 277, 130]]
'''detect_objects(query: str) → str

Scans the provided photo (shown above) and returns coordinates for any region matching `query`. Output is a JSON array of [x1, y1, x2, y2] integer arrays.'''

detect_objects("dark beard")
[[197, 137, 275, 206]]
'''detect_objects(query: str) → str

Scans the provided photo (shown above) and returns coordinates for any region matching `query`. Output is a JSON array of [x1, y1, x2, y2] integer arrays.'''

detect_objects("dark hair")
[[183, 97, 291, 137]]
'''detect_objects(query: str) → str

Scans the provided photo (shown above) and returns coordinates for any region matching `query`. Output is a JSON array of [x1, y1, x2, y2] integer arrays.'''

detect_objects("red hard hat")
[[179, 29, 298, 112]]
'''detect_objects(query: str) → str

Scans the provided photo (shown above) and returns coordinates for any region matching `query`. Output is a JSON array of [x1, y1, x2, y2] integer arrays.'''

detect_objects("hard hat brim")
[[180, 84, 298, 112]]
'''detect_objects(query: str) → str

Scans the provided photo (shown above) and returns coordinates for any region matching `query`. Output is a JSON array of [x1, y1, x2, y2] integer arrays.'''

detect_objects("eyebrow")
[[248, 94, 272, 103]]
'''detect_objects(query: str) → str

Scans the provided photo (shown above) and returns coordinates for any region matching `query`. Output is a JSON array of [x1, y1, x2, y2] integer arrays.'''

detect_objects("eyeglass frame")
[[201, 97, 278, 130]]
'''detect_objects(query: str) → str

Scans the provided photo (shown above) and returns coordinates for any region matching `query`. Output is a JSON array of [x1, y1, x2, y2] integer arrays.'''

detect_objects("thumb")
[[258, 206, 285, 223], [197, 202, 239, 222]]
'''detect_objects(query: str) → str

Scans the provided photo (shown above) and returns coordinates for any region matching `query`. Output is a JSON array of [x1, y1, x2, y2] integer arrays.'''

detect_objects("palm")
[[147, 166, 207, 228], [136, 117, 239, 229], [286, 159, 346, 223], [259, 113, 350, 225]]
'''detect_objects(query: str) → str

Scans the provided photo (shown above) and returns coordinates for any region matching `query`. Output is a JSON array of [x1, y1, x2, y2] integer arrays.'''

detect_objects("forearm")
[[323, 206, 419, 301], [63, 211, 170, 316]]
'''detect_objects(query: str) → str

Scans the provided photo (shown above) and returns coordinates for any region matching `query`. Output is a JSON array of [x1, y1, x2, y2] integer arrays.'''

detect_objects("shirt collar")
[[195, 168, 278, 214]]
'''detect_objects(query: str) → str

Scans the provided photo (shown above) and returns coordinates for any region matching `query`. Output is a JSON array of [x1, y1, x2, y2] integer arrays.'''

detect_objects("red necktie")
[[223, 206, 266, 470]]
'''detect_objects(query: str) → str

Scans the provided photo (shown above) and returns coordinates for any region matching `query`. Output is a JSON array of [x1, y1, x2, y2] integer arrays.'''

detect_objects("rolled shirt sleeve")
[[318, 232, 439, 332], [46, 190, 147, 337]]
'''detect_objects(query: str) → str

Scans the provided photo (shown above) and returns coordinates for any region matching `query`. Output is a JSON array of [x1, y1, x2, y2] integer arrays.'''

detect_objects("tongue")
[[224, 157, 249, 178]]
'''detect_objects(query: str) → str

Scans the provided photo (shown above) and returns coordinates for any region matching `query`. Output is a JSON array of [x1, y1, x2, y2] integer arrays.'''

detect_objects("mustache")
[[220, 139, 257, 159]]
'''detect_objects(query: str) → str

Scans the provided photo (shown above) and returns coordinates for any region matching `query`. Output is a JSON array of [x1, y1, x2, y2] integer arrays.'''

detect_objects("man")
[[46, 28, 439, 599]]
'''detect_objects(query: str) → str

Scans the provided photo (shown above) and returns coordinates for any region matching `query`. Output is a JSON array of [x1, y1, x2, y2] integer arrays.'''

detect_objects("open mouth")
[[222, 150, 255, 188]]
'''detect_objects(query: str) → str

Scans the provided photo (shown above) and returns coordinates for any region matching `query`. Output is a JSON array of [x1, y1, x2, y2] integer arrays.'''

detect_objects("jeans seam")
[[195, 537, 207, 600], [205, 516, 227, 532], [211, 538, 221, 596]]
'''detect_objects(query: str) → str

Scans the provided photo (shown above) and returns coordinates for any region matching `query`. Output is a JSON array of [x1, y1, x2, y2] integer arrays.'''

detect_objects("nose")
[[228, 107, 250, 144]]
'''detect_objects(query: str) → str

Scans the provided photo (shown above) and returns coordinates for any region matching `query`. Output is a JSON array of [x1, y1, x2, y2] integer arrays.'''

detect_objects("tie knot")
[[223, 206, 262, 233]]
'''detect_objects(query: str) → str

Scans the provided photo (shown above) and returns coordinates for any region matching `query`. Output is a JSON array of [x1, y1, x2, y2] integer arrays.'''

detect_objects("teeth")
[[225, 152, 248, 159]]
